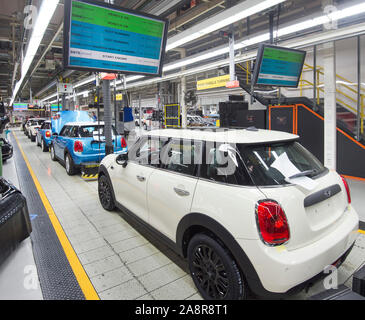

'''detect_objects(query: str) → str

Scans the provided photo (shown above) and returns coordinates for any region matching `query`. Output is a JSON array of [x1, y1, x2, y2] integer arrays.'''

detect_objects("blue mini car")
[[36, 120, 53, 152], [50, 117, 127, 175]]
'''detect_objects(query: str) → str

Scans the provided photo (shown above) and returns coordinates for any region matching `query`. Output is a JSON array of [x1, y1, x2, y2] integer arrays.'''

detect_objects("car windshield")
[[239, 141, 326, 186], [78, 125, 117, 138], [30, 120, 45, 126]]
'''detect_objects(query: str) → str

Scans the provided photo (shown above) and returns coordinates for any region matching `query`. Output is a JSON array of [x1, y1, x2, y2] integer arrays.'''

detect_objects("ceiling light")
[[166, 0, 287, 51], [11, 0, 59, 103]]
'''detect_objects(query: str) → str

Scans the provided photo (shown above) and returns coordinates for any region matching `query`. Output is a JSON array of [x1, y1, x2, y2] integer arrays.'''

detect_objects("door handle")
[[174, 187, 190, 197], [137, 175, 146, 182]]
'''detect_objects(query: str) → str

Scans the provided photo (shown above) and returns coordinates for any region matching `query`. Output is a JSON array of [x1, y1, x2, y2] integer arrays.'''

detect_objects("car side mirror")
[[116, 153, 128, 167]]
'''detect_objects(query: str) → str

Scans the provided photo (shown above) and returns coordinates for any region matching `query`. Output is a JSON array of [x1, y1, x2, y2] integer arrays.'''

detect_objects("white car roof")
[[147, 128, 298, 144]]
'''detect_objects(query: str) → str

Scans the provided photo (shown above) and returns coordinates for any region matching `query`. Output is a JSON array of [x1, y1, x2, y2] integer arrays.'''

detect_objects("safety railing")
[[299, 63, 364, 135]]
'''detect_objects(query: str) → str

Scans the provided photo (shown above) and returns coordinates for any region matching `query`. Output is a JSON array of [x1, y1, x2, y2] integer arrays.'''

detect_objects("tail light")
[[340, 176, 351, 204], [256, 200, 290, 246], [121, 137, 127, 148], [74, 141, 83, 153], [45, 131, 51, 138]]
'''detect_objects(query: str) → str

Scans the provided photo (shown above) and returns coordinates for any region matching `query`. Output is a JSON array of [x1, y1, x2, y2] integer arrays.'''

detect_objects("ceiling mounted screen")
[[252, 44, 306, 87], [64, 0, 168, 76]]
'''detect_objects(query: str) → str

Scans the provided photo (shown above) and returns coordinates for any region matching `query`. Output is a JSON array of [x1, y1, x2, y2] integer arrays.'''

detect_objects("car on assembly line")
[[50, 121, 128, 176], [26, 118, 47, 141], [97, 128, 359, 300], [36, 120, 52, 152]]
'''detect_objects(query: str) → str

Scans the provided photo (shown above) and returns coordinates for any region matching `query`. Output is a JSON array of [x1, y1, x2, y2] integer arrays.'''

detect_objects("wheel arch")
[[176, 212, 266, 297], [98, 164, 117, 203]]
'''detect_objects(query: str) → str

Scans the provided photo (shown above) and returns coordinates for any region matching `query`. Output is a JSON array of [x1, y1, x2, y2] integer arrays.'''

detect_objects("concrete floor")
[[1, 128, 364, 300], [0, 154, 43, 300]]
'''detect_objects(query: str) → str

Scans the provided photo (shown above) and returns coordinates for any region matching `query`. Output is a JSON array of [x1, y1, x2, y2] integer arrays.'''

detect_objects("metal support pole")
[[139, 94, 142, 130], [269, 12, 274, 44], [114, 78, 117, 133], [313, 45, 317, 111], [356, 36, 361, 141], [323, 42, 337, 170], [102, 79, 114, 155], [62, 94, 66, 111]]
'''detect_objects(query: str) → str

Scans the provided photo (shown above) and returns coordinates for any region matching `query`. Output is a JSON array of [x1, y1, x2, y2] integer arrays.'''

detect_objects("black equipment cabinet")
[[219, 101, 266, 129], [0, 178, 32, 267]]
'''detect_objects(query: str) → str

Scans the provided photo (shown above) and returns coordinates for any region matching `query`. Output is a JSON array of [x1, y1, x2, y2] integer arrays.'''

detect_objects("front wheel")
[[98, 175, 115, 211], [187, 234, 247, 300]]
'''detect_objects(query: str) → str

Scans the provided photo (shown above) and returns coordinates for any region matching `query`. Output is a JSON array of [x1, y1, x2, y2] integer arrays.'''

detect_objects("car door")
[[147, 138, 202, 241], [55, 126, 71, 159], [110, 136, 166, 223]]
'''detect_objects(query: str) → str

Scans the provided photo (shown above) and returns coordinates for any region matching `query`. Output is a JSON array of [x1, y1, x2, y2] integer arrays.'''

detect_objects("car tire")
[[187, 233, 247, 300], [31, 134, 36, 142], [65, 153, 76, 176], [50, 145, 57, 161], [98, 174, 115, 211], [36, 135, 40, 147], [41, 139, 48, 152]]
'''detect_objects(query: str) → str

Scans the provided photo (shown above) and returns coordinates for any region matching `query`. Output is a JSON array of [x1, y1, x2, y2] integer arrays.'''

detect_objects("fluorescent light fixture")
[[166, 0, 287, 51], [74, 76, 95, 88], [164, 1, 365, 73], [11, 0, 59, 104]]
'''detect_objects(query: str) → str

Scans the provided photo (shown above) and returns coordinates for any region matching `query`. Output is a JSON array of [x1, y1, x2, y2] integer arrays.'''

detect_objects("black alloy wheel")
[[188, 234, 246, 300], [41, 139, 48, 152], [98, 175, 115, 211], [50, 145, 57, 161], [65, 153, 76, 176]]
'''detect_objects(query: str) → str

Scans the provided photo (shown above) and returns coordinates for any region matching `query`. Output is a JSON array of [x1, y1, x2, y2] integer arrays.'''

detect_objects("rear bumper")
[[236, 205, 359, 296], [72, 148, 127, 165]]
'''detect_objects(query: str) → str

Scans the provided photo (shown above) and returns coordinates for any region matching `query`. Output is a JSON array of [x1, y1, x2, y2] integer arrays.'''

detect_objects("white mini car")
[[98, 128, 358, 300], [27, 118, 47, 142]]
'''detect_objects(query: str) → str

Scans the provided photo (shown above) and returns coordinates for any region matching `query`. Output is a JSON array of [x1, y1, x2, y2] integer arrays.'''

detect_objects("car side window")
[[60, 126, 71, 137], [200, 142, 252, 186], [69, 126, 79, 138], [161, 139, 202, 176]]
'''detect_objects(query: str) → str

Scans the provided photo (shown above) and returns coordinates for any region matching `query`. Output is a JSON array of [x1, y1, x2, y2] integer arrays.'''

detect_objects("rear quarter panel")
[[190, 180, 264, 240]]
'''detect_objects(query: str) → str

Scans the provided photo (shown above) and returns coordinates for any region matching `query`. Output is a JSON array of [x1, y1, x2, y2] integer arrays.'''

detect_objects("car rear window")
[[240, 141, 326, 186], [78, 125, 117, 138]]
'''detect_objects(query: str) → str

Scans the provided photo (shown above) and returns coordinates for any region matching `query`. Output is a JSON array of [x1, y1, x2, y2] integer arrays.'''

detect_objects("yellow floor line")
[[359, 230, 365, 235], [12, 131, 100, 300]]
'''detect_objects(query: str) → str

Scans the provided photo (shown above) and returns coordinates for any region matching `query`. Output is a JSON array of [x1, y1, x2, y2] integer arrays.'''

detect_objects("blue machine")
[[50, 111, 127, 176], [36, 120, 53, 152]]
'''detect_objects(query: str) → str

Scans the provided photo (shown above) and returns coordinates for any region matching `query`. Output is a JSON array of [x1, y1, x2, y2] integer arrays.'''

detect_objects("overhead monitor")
[[252, 44, 306, 87], [63, 0, 169, 76], [13, 103, 28, 111]]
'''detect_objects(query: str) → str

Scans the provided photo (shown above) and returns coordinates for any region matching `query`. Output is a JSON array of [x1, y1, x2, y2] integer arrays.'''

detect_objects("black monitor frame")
[[252, 44, 307, 88], [63, 0, 169, 77]]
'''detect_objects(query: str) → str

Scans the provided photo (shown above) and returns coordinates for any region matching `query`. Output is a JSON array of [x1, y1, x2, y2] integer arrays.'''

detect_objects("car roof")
[[147, 128, 298, 144], [64, 121, 101, 126]]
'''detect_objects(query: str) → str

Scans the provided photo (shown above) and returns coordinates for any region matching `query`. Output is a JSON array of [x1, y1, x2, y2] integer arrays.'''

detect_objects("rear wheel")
[[36, 135, 40, 146], [50, 145, 57, 161], [65, 153, 77, 176], [98, 174, 115, 211], [41, 139, 48, 152], [187, 234, 247, 300]]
